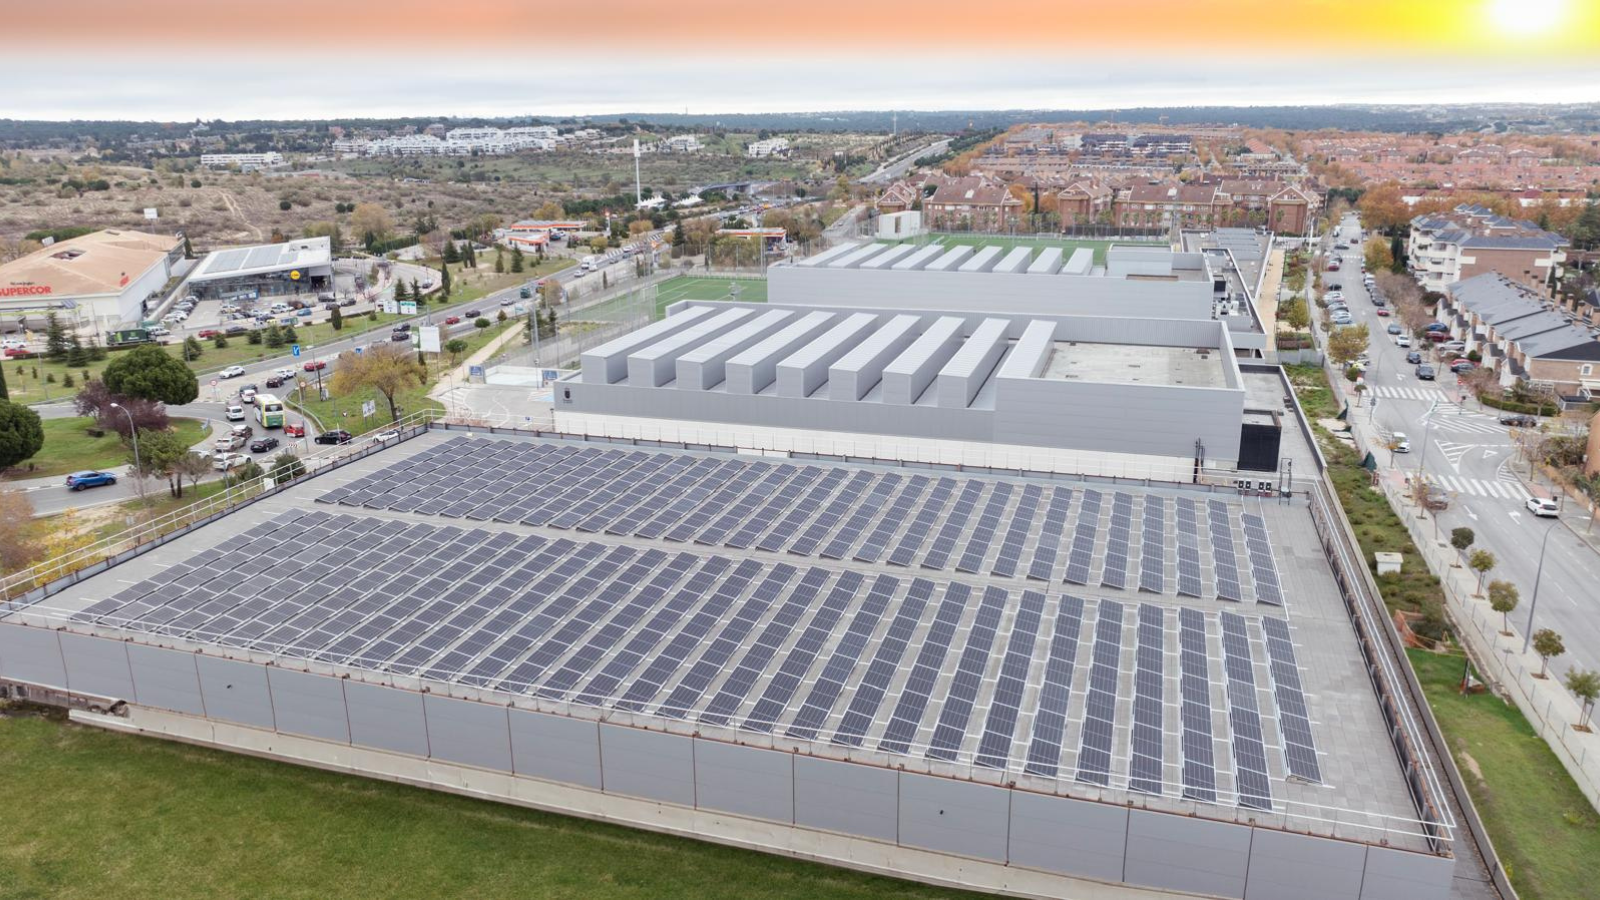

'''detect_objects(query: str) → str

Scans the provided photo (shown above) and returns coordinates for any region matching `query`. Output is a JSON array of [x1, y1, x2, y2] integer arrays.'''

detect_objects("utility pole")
[[109, 403, 144, 501], [633, 139, 642, 209]]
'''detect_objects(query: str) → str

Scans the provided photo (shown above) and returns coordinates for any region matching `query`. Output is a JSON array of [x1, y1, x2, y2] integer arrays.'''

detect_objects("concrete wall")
[[828, 314, 920, 401], [582, 306, 718, 384], [724, 311, 835, 395], [0, 627, 1455, 900], [766, 263, 1211, 319], [775, 313, 879, 399], [675, 309, 794, 390]]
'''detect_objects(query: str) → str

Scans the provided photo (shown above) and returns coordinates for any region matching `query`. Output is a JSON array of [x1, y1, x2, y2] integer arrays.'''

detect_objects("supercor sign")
[[0, 285, 53, 297]]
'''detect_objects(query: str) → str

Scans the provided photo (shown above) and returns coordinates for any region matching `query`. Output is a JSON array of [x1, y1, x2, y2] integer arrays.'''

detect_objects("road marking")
[[1464, 505, 1478, 521]]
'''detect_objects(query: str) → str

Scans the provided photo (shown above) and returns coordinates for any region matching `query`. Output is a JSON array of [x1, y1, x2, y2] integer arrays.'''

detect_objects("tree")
[[0, 400, 45, 470], [1355, 181, 1410, 232], [442, 240, 460, 264], [1566, 669, 1600, 731], [1279, 297, 1310, 331], [439, 264, 452, 298], [349, 202, 394, 246], [0, 363, 7, 401], [1388, 234, 1406, 274], [44, 312, 69, 360], [73, 380, 169, 437], [1468, 549, 1496, 596], [495, 247, 505, 274], [329, 344, 424, 423], [173, 447, 211, 497], [1532, 629, 1565, 679], [510, 246, 524, 273], [65, 335, 89, 368], [182, 234, 194, 259], [129, 427, 191, 497], [183, 335, 204, 360], [100, 346, 198, 405], [264, 324, 285, 349], [535, 200, 564, 220], [227, 459, 264, 487], [281, 325, 298, 344], [1363, 236, 1393, 272], [212, 334, 228, 349], [474, 318, 491, 330], [393, 279, 408, 305], [412, 279, 422, 303], [269, 451, 306, 482], [0, 489, 41, 574], [1326, 323, 1370, 366], [330, 304, 343, 331], [444, 338, 469, 363], [1449, 527, 1474, 558], [1487, 580, 1519, 635]]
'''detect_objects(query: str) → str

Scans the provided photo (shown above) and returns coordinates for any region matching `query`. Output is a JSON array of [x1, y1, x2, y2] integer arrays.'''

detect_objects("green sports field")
[[651, 275, 768, 315]]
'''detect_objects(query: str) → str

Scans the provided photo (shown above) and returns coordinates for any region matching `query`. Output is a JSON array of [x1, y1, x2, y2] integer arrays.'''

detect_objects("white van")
[[225, 405, 245, 421], [269, 302, 292, 314], [1392, 432, 1411, 453], [580, 255, 600, 272]]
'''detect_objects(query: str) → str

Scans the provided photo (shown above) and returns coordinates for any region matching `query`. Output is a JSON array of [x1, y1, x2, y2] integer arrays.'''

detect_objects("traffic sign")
[[291, 344, 301, 357], [209, 379, 218, 387]]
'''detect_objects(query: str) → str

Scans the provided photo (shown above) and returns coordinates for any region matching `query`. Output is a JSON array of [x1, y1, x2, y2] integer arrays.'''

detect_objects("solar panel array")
[[1242, 514, 1284, 607], [316, 438, 1285, 604], [71, 438, 1334, 809]]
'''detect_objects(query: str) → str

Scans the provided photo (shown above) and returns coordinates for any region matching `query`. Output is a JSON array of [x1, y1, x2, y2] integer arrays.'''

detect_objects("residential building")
[[921, 176, 1023, 232], [1407, 204, 1569, 294], [663, 135, 704, 153], [199, 151, 283, 170], [1440, 272, 1600, 394], [1055, 180, 1114, 227], [873, 181, 921, 215], [746, 137, 790, 158]]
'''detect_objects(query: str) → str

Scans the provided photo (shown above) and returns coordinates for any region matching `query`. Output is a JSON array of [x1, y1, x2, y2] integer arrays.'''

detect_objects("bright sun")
[[1487, 0, 1567, 37]]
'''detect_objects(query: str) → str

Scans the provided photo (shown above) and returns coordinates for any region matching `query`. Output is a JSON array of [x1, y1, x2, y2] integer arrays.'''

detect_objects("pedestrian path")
[[1369, 385, 1448, 401], [1428, 474, 1532, 501]]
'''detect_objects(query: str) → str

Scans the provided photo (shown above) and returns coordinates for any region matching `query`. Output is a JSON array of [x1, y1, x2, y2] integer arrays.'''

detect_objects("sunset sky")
[[5, 0, 1599, 118]]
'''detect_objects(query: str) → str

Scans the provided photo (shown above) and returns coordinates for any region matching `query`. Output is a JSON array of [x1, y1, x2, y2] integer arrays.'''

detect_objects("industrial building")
[[0, 229, 183, 333], [185, 236, 333, 301], [1, 429, 1455, 900]]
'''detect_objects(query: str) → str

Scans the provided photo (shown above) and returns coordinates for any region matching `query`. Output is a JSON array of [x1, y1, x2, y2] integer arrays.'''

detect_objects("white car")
[[1392, 431, 1411, 453], [220, 365, 247, 378], [274, 367, 296, 380], [1526, 497, 1559, 518], [225, 405, 245, 421], [373, 430, 400, 443], [1395, 335, 1412, 348], [162, 311, 187, 323], [213, 452, 250, 472], [1325, 291, 1343, 301], [147, 325, 170, 337]]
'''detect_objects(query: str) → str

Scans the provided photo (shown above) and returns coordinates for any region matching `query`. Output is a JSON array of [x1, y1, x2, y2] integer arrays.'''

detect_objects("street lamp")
[[1521, 520, 1562, 655], [109, 402, 143, 499]]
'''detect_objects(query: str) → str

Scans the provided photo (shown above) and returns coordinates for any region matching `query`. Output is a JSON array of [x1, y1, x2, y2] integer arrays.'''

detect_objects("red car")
[[1328, 263, 1341, 272], [1374, 308, 1391, 317], [197, 329, 220, 339], [4, 346, 29, 357], [303, 360, 327, 372], [284, 422, 306, 437], [444, 316, 461, 325]]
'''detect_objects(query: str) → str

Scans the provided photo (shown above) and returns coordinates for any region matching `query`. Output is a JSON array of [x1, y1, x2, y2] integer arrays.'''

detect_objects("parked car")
[[314, 429, 353, 445], [197, 329, 220, 339], [220, 365, 247, 378], [1325, 291, 1343, 301], [1385, 323, 1403, 335], [1327, 263, 1341, 272], [1451, 359, 1475, 373], [1499, 414, 1538, 427], [65, 470, 118, 491], [1415, 364, 1435, 380], [284, 422, 306, 438], [373, 430, 400, 443], [213, 452, 250, 472], [1395, 335, 1411, 348], [1525, 497, 1560, 518], [1406, 351, 1423, 364], [303, 360, 327, 372], [225, 405, 245, 421], [224, 324, 250, 335], [1326, 283, 1342, 291], [1425, 322, 1449, 332], [1425, 330, 1449, 343], [249, 436, 280, 453], [1440, 340, 1466, 352]]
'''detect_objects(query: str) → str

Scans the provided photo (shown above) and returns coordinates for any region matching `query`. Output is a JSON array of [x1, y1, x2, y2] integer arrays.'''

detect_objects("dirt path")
[[217, 191, 263, 242]]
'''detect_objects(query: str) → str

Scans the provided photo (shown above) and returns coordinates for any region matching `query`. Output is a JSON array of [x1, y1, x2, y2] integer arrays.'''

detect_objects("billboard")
[[419, 325, 441, 353]]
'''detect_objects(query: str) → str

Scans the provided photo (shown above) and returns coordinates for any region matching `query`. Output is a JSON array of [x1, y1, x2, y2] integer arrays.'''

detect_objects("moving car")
[[1375, 308, 1391, 317], [249, 436, 280, 453], [1415, 364, 1435, 380], [1395, 335, 1412, 348], [147, 326, 170, 337], [65, 470, 118, 491], [224, 324, 250, 335], [463, 309, 482, 318], [1526, 497, 1559, 518], [1406, 351, 1423, 364], [220, 365, 247, 378], [390, 332, 410, 341], [303, 360, 327, 372], [213, 452, 250, 471], [239, 387, 258, 403], [1391, 432, 1411, 453], [213, 432, 247, 452], [296, 308, 313, 317], [264, 375, 285, 388], [314, 429, 353, 445], [197, 329, 220, 339], [373, 430, 399, 443], [284, 422, 306, 437], [444, 316, 461, 325], [225, 405, 245, 421], [1499, 414, 1538, 427]]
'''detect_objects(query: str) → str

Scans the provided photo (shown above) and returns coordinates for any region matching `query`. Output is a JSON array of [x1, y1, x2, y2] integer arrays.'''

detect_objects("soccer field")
[[885, 233, 1165, 266], [652, 275, 768, 316]]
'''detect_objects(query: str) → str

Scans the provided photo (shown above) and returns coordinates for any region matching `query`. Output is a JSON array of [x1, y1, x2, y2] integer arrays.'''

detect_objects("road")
[[860, 139, 949, 185], [1327, 210, 1600, 676]]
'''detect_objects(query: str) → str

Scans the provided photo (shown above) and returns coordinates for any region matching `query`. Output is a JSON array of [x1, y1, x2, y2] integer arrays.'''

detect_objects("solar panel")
[[927, 586, 1010, 761], [612, 559, 765, 712], [1076, 600, 1123, 786], [1139, 496, 1166, 594], [1023, 595, 1085, 778], [1241, 512, 1285, 607], [973, 590, 1047, 768], [1177, 608, 1218, 803], [695, 465, 799, 546], [652, 564, 802, 718], [1219, 611, 1273, 810], [1128, 604, 1165, 796], [1064, 489, 1103, 585], [737, 571, 864, 731], [1175, 498, 1204, 598], [1102, 493, 1134, 591], [755, 468, 850, 553], [696, 567, 833, 726], [786, 574, 901, 740], [725, 467, 822, 549], [820, 474, 904, 560], [1260, 617, 1322, 784], [955, 483, 1013, 574], [854, 476, 930, 564], [878, 583, 973, 754], [830, 579, 938, 746], [989, 484, 1041, 579], [1025, 488, 1073, 581], [885, 478, 957, 567], [788, 471, 877, 556], [919, 481, 985, 570]]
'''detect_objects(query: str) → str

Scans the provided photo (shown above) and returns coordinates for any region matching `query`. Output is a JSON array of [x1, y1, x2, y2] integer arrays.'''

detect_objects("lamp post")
[[109, 402, 143, 500], [1521, 521, 1561, 656]]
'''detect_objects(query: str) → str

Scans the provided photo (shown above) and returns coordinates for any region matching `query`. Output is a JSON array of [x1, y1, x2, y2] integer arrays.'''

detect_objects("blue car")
[[65, 470, 118, 491]]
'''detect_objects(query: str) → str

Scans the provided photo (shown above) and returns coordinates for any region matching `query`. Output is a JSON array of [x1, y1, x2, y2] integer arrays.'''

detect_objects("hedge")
[[1476, 392, 1559, 417]]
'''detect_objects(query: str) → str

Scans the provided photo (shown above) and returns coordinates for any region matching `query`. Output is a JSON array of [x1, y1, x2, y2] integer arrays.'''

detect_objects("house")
[[1056, 180, 1114, 227], [1407, 205, 1568, 294], [874, 181, 921, 215], [921, 176, 1024, 232], [1441, 273, 1600, 394]]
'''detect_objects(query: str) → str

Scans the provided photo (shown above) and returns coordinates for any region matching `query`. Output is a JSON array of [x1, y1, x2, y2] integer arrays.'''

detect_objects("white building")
[[664, 135, 704, 153], [747, 137, 790, 158], [0, 229, 183, 332], [199, 151, 284, 171]]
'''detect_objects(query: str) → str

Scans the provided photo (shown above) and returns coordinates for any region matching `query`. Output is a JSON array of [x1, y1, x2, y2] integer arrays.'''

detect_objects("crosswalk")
[[1426, 474, 1532, 501], [1369, 386, 1448, 401], [1419, 415, 1506, 436]]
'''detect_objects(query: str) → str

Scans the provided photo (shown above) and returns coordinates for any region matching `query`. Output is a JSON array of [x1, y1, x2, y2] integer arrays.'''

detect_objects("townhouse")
[[1407, 204, 1569, 294], [1441, 273, 1600, 395]]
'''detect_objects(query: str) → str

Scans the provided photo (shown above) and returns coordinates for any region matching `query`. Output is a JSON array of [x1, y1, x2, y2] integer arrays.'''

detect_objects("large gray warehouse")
[[1, 430, 1455, 900]]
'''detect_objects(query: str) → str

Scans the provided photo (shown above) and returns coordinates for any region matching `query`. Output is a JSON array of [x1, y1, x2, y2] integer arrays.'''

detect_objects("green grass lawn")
[[0, 710, 982, 900], [577, 275, 768, 324], [1407, 650, 1600, 900], [4, 417, 209, 481], [882, 233, 1165, 266]]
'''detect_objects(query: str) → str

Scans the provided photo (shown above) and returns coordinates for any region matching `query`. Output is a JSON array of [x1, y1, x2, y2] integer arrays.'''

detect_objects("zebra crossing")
[[1369, 386, 1450, 401], [1426, 474, 1532, 501], [1418, 415, 1506, 436]]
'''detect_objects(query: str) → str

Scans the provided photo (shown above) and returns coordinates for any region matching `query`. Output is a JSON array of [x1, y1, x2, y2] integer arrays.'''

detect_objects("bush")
[[1477, 392, 1559, 417], [474, 318, 491, 330], [246, 329, 262, 345], [279, 200, 292, 211]]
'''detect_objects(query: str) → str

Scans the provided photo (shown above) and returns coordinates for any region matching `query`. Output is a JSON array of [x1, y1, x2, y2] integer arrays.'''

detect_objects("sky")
[[4, 0, 1600, 119]]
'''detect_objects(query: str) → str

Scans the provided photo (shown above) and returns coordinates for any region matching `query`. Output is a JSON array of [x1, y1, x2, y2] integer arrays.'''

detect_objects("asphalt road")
[[1329, 211, 1600, 676], [860, 139, 949, 185]]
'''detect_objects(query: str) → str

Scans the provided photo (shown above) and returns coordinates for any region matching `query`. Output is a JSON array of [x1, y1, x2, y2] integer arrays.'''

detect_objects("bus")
[[254, 393, 285, 429]]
